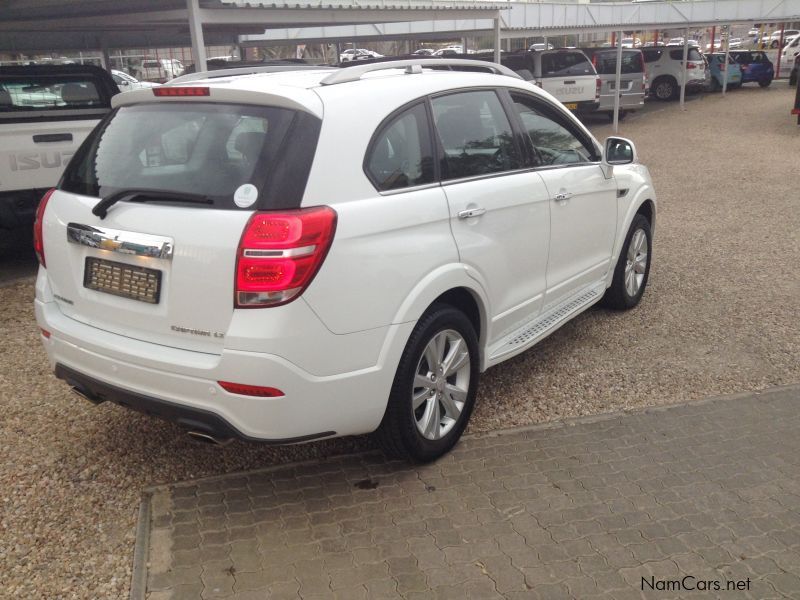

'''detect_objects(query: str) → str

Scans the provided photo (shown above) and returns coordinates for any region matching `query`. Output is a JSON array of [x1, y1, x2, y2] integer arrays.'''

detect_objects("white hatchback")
[[34, 59, 656, 461]]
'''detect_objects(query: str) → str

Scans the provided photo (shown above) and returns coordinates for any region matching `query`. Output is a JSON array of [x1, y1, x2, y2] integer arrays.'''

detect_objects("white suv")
[[642, 46, 707, 100], [34, 59, 656, 462]]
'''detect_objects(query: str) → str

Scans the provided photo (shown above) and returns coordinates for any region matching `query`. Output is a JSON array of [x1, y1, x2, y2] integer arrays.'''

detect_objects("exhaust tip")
[[70, 385, 104, 405], [187, 430, 233, 447]]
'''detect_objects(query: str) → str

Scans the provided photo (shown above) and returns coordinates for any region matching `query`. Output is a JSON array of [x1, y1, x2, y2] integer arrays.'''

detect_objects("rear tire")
[[377, 304, 480, 463], [653, 77, 678, 101], [601, 214, 652, 310], [758, 78, 772, 87]]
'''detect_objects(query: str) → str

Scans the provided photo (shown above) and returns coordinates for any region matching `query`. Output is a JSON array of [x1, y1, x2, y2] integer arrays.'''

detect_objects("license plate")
[[84, 257, 162, 304], [565, 103, 578, 110]]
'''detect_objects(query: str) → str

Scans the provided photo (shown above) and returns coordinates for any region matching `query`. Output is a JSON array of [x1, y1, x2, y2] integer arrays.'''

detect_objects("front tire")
[[602, 214, 653, 310], [758, 78, 772, 88], [377, 304, 480, 462]]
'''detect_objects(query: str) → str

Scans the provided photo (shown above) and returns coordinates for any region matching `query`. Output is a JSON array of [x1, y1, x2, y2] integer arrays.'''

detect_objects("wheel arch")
[[607, 192, 657, 287]]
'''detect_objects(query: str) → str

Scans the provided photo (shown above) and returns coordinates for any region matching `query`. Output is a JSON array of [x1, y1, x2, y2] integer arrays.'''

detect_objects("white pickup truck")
[[0, 65, 118, 247]]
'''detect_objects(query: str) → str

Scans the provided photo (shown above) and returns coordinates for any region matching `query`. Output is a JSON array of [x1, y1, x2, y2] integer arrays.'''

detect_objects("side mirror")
[[604, 137, 637, 165]]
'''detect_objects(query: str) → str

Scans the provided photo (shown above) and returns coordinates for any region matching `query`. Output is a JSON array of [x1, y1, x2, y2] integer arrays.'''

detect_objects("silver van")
[[580, 48, 647, 120]]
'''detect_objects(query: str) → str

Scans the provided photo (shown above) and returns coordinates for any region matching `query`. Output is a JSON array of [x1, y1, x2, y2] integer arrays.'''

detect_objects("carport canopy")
[[0, 0, 508, 70]]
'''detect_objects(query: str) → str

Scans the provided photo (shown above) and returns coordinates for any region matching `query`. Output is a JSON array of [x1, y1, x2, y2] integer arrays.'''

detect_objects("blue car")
[[704, 53, 743, 91], [729, 50, 774, 87]]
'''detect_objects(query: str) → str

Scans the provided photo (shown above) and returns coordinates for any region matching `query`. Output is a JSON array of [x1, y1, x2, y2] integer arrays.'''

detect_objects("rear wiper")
[[92, 189, 213, 219]]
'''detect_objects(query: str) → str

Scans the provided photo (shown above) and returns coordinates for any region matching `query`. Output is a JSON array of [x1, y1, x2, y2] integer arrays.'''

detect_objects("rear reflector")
[[33, 188, 55, 268], [40, 328, 51, 339], [153, 87, 210, 97], [792, 109, 800, 115], [235, 206, 337, 308], [218, 381, 284, 397]]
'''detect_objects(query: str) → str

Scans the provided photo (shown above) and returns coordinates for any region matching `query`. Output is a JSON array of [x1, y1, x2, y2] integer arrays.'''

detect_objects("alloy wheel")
[[412, 329, 470, 440], [624, 228, 648, 297]]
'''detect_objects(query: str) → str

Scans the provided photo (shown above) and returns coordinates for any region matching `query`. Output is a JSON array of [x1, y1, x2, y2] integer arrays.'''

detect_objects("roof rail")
[[320, 58, 522, 86], [170, 64, 332, 84]]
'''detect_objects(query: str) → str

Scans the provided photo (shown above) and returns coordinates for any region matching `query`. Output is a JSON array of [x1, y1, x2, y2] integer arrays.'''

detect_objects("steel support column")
[[777, 24, 786, 78], [493, 14, 501, 64], [722, 25, 731, 95], [613, 30, 623, 133], [187, 0, 207, 73], [680, 29, 689, 110]]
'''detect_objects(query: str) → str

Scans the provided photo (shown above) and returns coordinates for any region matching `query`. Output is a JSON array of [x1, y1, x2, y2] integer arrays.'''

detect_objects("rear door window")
[[431, 90, 522, 180], [642, 49, 663, 63], [0, 78, 106, 112], [365, 102, 434, 191], [61, 102, 312, 210], [540, 52, 594, 77]]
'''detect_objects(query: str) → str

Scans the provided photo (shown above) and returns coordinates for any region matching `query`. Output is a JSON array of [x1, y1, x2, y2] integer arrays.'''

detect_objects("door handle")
[[458, 207, 486, 219], [33, 133, 73, 143], [553, 192, 573, 201]]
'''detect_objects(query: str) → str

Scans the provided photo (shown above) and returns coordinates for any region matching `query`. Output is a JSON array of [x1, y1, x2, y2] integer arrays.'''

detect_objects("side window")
[[365, 102, 434, 191], [511, 93, 595, 167], [431, 90, 521, 181]]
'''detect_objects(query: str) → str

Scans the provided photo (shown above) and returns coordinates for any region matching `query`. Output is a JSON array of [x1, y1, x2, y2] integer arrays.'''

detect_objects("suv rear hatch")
[[44, 96, 320, 354], [537, 50, 598, 105]]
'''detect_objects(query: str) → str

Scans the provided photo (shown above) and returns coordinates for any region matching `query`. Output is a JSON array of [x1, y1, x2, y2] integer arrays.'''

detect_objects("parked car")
[[642, 46, 707, 100], [728, 50, 774, 87], [0, 65, 118, 249], [528, 43, 554, 51], [432, 47, 464, 57], [111, 70, 158, 91], [580, 47, 647, 120], [529, 49, 600, 112], [620, 38, 642, 48], [412, 48, 435, 56], [667, 38, 700, 47], [780, 34, 800, 74], [340, 49, 383, 62], [704, 53, 743, 90], [33, 59, 656, 461], [769, 29, 800, 48], [135, 58, 184, 82]]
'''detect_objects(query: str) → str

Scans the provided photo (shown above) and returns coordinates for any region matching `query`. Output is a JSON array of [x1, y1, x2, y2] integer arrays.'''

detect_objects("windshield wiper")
[[92, 189, 213, 219]]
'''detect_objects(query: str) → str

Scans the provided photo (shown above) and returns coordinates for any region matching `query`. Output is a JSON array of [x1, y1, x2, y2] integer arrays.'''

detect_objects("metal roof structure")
[[242, 0, 800, 44], [0, 0, 505, 53]]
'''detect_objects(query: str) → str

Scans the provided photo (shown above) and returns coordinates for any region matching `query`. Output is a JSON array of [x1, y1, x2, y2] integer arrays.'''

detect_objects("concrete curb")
[[129, 491, 153, 600]]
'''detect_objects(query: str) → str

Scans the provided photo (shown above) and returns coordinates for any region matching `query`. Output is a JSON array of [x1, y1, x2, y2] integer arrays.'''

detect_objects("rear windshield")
[[61, 102, 316, 210], [670, 48, 703, 61], [592, 51, 644, 75], [0, 77, 109, 113], [540, 52, 594, 77]]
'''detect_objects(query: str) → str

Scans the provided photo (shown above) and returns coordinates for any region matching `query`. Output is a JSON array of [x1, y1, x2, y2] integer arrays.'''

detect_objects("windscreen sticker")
[[233, 184, 258, 208]]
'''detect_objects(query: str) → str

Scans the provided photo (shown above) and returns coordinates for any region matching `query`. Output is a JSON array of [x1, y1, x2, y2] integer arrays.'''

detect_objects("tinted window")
[[432, 90, 521, 180], [61, 102, 302, 209], [511, 93, 595, 167], [540, 52, 594, 77], [592, 51, 644, 74], [366, 103, 434, 191], [642, 49, 663, 63], [670, 48, 703, 61], [0, 78, 104, 111]]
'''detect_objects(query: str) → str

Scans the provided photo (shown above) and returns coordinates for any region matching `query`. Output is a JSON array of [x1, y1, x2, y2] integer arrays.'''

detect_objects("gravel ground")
[[1, 84, 799, 598]]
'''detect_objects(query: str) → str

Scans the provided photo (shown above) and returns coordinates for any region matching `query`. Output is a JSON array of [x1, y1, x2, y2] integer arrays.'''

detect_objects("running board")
[[488, 283, 605, 364]]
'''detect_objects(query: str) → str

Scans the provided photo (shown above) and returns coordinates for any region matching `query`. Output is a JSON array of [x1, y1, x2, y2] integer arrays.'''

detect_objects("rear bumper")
[[35, 294, 412, 443], [571, 100, 602, 113], [55, 363, 333, 443]]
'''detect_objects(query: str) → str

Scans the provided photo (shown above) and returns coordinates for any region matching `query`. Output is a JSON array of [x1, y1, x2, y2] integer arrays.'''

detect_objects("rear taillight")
[[686, 62, 697, 69], [596, 77, 601, 100], [33, 188, 55, 268], [235, 206, 337, 308]]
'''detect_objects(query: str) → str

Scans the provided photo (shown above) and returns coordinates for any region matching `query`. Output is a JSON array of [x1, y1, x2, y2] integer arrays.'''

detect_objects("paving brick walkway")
[[138, 386, 800, 600]]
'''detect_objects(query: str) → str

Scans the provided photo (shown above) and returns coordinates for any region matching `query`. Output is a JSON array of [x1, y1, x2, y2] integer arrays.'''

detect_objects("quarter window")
[[365, 103, 434, 191], [511, 94, 595, 166], [431, 90, 521, 180]]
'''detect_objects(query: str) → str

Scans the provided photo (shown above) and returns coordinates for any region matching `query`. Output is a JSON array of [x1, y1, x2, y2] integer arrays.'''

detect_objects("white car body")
[[135, 59, 184, 82], [339, 49, 383, 62], [642, 45, 707, 99], [111, 70, 158, 91], [34, 62, 656, 458], [621, 38, 642, 48], [781, 34, 800, 71], [529, 49, 600, 108]]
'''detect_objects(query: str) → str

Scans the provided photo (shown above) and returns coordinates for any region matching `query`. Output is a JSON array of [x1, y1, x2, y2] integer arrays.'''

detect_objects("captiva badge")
[[233, 184, 258, 208]]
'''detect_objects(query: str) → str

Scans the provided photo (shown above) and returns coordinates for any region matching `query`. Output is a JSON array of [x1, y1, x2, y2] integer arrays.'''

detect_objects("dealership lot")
[[0, 84, 799, 598]]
